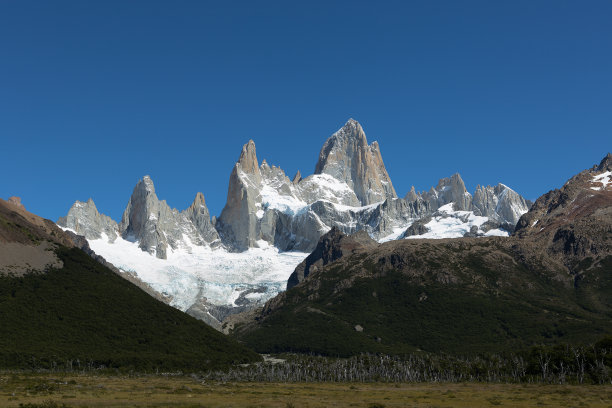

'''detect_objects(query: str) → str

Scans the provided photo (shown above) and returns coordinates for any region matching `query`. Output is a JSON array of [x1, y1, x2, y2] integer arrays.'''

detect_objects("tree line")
[[200, 339, 612, 384]]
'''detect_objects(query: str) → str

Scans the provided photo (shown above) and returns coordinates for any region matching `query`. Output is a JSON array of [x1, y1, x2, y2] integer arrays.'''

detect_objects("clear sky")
[[1, 1, 611, 221]]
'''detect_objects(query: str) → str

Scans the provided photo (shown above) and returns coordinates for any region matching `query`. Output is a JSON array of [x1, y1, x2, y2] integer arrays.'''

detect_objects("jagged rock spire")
[[238, 140, 261, 176], [119, 175, 170, 258], [183, 192, 220, 245], [58, 198, 119, 242], [423, 173, 472, 211], [119, 176, 220, 258], [292, 170, 302, 184], [405, 186, 418, 202], [314, 119, 397, 206], [217, 140, 263, 250]]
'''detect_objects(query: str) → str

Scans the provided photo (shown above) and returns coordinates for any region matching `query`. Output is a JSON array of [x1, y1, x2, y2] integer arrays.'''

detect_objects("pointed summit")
[[238, 140, 260, 176], [191, 192, 207, 207], [597, 152, 612, 172], [217, 141, 264, 250], [422, 173, 471, 211], [139, 175, 156, 194], [405, 186, 419, 202], [57, 198, 119, 242], [184, 192, 220, 246], [314, 119, 397, 205], [315, 120, 367, 175], [292, 170, 302, 184], [120, 175, 170, 258], [437, 173, 471, 211]]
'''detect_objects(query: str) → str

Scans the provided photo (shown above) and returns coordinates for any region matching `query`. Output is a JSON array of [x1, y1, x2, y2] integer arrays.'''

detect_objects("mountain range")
[[58, 119, 531, 327], [231, 153, 612, 355], [1, 119, 609, 365]]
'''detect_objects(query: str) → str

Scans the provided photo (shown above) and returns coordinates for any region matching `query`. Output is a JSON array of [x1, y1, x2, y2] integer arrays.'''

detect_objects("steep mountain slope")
[[287, 227, 377, 290], [515, 152, 612, 269], [232, 154, 612, 356], [57, 119, 530, 325], [0, 198, 260, 370]]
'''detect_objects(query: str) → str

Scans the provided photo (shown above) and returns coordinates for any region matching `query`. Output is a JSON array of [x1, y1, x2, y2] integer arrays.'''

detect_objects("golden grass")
[[1, 373, 611, 407]]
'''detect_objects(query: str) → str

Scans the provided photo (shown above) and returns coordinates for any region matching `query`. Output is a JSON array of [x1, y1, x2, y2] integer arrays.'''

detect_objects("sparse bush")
[[19, 401, 68, 408]]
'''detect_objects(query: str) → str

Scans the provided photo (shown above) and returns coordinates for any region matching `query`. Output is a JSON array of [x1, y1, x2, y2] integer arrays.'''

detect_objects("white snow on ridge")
[[404, 204, 509, 239], [328, 199, 382, 213], [591, 171, 611, 191], [259, 184, 307, 216], [297, 173, 359, 206], [86, 233, 308, 311], [379, 224, 413, 243], [484, 229, 510, 237]]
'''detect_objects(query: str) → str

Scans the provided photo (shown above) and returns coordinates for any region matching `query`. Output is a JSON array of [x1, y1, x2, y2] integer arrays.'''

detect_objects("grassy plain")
[[1, 373, 611, 407]]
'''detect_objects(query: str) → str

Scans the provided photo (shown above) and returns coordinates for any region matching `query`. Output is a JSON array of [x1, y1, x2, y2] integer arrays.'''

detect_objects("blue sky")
[[1, 1, 610, 221]]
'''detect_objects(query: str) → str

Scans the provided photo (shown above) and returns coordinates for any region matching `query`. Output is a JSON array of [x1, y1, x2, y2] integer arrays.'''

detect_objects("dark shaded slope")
[[238, 238, 611, 356], [0, 199, 260, 370]]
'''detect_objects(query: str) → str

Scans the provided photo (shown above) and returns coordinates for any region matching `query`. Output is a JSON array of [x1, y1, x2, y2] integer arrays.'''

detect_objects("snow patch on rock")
[[591, 171, 612, 191]]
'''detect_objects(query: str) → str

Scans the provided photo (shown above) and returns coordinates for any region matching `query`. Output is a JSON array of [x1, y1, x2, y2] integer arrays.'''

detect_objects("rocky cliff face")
[[473, 184, 530, 227], [314, 119, 397, 206], [121, 176, 220, 258], [184, 192, 220, 247], [120, 175, 171, 258], [216, 140, 262, 251], [216, 131, 373, 252], [58, 198, 119, 242], [422, 173, 472, 211]]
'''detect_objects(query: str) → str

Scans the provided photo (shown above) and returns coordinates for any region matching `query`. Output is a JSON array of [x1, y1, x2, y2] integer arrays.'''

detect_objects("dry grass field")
[[1, 373, 611, 407]]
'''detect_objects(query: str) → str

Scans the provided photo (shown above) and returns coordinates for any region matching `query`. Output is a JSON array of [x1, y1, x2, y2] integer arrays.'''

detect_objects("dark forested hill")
[[233, 154, 612, 356], [0, 198, 260, 370]]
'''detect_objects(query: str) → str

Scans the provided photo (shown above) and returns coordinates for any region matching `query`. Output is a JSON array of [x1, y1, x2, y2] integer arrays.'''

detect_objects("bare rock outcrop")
[[473, 183, 531, 228], [119, 176, 220, 258], [183, 192, 221, 248], [421, 173, 472, 211], [287, 227, 378, 289], [8, 196, 24, 209], [314, 119, 397, 206], [58, 198, 119, 242], [216, 140, 263, 251]]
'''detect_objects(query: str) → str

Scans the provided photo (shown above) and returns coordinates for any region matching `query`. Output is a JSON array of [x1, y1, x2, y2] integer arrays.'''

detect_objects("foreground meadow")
[[1, 373, 611, 408]]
